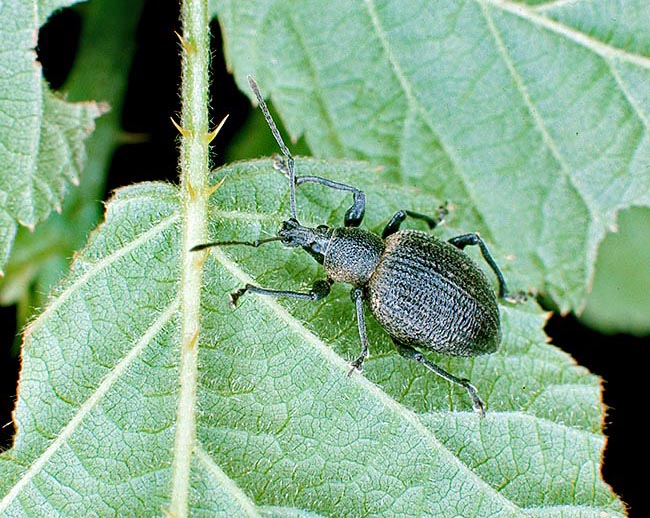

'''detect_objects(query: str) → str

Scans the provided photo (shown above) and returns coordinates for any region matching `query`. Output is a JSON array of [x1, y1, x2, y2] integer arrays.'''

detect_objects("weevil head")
[[278, 218, 333, 264]]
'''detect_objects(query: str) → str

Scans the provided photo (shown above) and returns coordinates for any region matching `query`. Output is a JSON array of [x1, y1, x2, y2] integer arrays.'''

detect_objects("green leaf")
[[580, 206, 650, 335], [0, 0, 105, 274], [0, 161, 623, 516], [212, 0, 650, 313], [0, 0, 143, 331]]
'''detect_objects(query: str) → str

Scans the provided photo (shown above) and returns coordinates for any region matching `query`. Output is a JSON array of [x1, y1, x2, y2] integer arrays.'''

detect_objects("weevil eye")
[[282, 218, 299, 231]]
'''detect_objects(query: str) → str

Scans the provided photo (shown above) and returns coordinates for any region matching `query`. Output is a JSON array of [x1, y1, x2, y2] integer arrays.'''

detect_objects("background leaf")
[[0, 0, 105, 274], [212, 0, 650, 313], [0, 0, 143, 342], [0, 161, 623, 516], [580, 206, 650, 335]]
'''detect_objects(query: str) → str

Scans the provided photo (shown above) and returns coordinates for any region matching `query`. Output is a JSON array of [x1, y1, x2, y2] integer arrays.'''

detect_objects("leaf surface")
[[213, 0, 650, 312], [0, 0, 104, 273], [0, 161, 623, 516]]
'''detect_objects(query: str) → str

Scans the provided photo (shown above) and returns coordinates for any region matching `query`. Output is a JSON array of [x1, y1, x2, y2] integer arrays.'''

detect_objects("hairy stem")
[[170, 1, 211, 516]]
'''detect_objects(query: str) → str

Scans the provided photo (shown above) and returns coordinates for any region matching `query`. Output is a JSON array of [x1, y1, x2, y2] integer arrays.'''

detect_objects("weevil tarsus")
[[393, 340, 486, 418]]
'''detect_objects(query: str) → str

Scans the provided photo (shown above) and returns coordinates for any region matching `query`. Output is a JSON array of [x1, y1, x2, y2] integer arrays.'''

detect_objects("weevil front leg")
[[230, 279, 333, 307], [273, 156, 366, 228], [347, 287, 370, 376], [393, 340, 486, 418]]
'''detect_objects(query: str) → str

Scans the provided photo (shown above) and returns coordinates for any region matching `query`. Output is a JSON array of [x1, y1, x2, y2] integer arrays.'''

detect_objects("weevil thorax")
[[279, 219, 385, 285], [323, 227, 385, 285]]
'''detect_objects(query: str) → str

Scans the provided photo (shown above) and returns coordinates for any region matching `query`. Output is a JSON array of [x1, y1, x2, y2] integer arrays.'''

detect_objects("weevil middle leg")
[[348, 287, 370, 376], [447, 233, 510, 299], [381, 205, 448, 239]]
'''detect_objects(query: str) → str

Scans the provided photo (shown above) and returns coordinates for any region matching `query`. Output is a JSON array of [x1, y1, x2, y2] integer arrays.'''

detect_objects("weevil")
[[193, 76, 521, 417]]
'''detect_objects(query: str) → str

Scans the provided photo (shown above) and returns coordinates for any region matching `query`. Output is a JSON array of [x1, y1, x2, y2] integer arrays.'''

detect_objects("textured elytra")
[[367, 230, 500, 356]]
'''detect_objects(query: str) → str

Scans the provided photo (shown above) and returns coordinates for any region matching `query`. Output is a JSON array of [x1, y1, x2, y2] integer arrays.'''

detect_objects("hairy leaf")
[[0, 161, 623, 516], [213, 0, 650, 312], [0, 0, 104, 273]]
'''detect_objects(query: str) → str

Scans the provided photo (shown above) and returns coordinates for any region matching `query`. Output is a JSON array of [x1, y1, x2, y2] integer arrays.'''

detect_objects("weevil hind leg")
[[392, 340, 486, 418]]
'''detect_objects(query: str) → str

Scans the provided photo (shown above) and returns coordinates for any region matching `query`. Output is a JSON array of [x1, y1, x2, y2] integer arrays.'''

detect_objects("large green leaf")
[[213, 0, 650, 313], [0, 0, 104, 273], [0, 161, 623, 516]]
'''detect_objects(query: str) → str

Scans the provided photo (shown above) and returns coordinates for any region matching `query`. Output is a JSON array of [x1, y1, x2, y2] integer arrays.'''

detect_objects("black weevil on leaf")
[[193, 77, 523, 417]]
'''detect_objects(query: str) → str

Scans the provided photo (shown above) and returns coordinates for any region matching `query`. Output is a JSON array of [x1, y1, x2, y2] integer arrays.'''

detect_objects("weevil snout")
[[279, 219, 332, 263]]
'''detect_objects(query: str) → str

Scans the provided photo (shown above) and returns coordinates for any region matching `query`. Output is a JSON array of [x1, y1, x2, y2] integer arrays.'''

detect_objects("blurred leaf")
[[0, 0, 106, 273], [213, 0, 650, 313], [581, 206, 650, 336], [0, 162, 623, 516], [0, 0, 143, 327]]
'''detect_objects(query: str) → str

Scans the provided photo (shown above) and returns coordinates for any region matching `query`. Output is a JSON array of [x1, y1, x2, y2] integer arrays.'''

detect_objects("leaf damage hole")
[[37, 8, 82, 90]]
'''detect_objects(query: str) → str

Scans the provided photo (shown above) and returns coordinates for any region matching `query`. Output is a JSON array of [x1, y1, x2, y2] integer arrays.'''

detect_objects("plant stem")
[[171, 1, 211, 516]]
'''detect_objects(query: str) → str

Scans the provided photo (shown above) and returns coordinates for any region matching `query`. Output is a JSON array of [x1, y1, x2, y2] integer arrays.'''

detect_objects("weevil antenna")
[[247, 76, 297, 221]]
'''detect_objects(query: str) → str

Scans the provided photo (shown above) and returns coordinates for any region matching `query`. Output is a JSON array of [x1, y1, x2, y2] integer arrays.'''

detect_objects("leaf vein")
[[194, 445, 261, 517], [363, 0, 495, 238], [287, 10, 347, 155], [608, 61, 650, 131], [26, 212, 180, 336], [483, 0, 650, 69], [0, 299, 180, 513], [480, 0, 596, 217]]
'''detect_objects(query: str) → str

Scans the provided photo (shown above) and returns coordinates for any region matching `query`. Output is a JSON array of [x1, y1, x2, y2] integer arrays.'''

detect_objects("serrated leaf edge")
[[23, 213, 180, 339]]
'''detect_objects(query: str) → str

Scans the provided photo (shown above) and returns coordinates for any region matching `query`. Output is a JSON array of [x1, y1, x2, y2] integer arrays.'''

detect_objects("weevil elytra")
[[193, 76, 521, 417]]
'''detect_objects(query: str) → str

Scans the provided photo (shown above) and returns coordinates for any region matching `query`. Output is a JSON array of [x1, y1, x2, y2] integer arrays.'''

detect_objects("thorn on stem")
[[174, 30, 192, 52], [170, 117, 190, 137], [206, 114, 230, 144], [206, 177, 225, 197]]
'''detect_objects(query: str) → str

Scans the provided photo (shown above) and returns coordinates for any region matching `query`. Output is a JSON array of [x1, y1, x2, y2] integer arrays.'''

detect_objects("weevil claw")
[[228, 289, 245, 308], [347, 359, 364, 377], [504, 290, 528, 304]]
